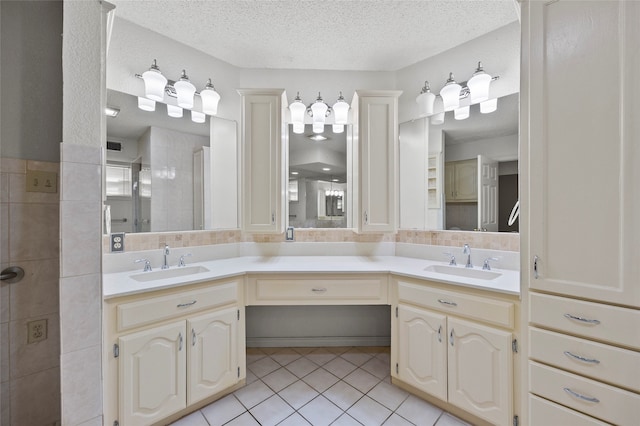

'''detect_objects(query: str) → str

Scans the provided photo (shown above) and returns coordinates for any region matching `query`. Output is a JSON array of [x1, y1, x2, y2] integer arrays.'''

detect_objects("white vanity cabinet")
[[391, 277, 518, 426], [521, 1, 640, 424], [352, 90, 402, 233], [238, 88, 287, 234], [104, 278, 245, 426]]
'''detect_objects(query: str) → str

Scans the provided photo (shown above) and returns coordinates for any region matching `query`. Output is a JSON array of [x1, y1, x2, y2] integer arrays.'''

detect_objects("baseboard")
[[246, 336, 391, 348]]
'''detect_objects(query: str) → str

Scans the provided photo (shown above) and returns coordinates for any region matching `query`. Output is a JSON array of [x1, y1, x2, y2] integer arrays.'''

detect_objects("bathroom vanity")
[[103, 255, 520, 426]]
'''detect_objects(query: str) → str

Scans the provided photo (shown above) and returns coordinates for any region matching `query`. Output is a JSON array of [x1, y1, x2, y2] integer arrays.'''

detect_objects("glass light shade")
[[312, 122, 325, 134], [289, 99, 306, 127], [200, 80, 220, 115], [454, 105, 470, 120], [431, 112, 445, 125], [174, 70, 196, 109], [467, 62, 492, 103], [167, 104, 183, 118], [311, 101, 328, 124], [416, 91, 436, 117], [137, 97, 156, 111], [292, 123, 305, 134], [141, 63, 167, 102], [332, 97, 349, 125], [332, 124, 344, 133], [191, 110, 206, 123], [440, 73, 461, 111], [480, 98, 498, 113]]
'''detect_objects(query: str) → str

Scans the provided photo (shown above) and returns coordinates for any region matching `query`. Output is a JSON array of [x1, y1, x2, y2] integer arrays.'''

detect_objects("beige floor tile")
[[343, 368, 381, 394], [383, 413, 416, 425], [249, 394, 294, 426], [332, 413, 363, 425], [270, 348, 302, 366], [247, 355, 280, 378], [225, 411, 260, 425], [278, 380, 319, 410], [302, 368, 339, 393], [261, 367, 298, 392], [200, 394, 246, 426], [367, 381, 409, 411], [298, 395, 343, 426], [395, 395, 443, 426], [434, 413, 471, 426], [233, 380, 274, 409], [322, 356, 358, 378], [278, 412, 312, 425], [306, 347, 337, 365], [285, 357, 319, 378], [171, 410, 209, 426], [340, 349, 373, 366], [347, 395, 393, 425], [323, 381, 363, 411], [361, 356, 391, 379]]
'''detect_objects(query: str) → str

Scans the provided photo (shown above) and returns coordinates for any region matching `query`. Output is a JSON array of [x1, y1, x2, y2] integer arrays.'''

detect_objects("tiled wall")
[[0, 158, 61, 425], [103, 228, 519, 253]]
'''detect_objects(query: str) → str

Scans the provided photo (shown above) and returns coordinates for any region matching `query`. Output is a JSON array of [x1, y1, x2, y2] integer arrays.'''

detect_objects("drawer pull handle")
[[437, 325, 442, 343], [564, 313, 600, 325], [563, 387, 600, 403], [311, 288, 327, 293], [438, 299, 458, 307], [564, 351, 600, 364], [177, 300, 197, 308]]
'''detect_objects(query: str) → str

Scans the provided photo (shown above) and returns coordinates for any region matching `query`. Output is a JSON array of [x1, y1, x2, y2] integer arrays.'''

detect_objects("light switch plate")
[[110, 232, 125, 252], [285, 227, 294, 241]]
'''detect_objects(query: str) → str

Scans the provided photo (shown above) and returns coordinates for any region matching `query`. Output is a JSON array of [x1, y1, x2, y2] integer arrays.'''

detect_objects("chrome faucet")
[[463, 244, 473, 268], [178, 253, 192, 267], [162, 244, 170, 269], [443, 252, 457, 266], [135, 258, 152, 272]]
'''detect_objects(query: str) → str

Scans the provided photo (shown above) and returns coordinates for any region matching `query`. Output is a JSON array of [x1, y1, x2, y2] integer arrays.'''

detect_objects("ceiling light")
[[191, 110, 206, 123], [332, 92, 349, 125], [416, 81, 436, 117], [308, 134, 327, 141], [322, 167, 331, 171], [167, 104, 183, 118], [141, 59, 167, 101], [332, 178, 339, 182], [200, 78, 220, 115], [467, 62, 492, 104], [174, 70, 196, 109], [440, 73, 462, 111], [105, 106, 120, 117], [289, 92, 306, 134], [291, 171, 299, 175], [137, 97, 155, 111]]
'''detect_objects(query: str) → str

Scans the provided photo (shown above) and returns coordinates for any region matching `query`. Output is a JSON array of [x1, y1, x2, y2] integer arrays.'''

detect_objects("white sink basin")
[[424, 264, 501, 281], [131, 265, 210, 282]]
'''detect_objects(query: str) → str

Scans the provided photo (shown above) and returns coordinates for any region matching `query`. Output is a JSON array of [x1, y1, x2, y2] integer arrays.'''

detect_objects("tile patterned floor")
[[171, 347, 471, 426]]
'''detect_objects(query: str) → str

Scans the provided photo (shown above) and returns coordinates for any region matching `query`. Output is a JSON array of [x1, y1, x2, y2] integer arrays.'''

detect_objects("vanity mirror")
[[287, 124, 351, 228], [400, 92, 519, 233], [105, 89, 215, 233]]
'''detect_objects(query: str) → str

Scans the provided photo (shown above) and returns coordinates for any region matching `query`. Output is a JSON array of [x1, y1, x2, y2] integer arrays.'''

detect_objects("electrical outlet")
[[27, 319, 47, 344], [26, 170, 57, 193], [110, 232, 125, 252]]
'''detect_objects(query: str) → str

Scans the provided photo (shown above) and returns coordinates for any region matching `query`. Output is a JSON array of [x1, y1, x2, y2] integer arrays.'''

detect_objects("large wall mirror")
[[400, 92, 519, 233], [287, 124, 351, 229], [105, 89, 234, 233]]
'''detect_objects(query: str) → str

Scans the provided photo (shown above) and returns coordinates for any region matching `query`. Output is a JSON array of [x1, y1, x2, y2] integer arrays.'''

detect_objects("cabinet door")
[[356, 90, 402, 233], [238, 89, 285, 234], [119, 321, 187, 426], [525, 0, 640, 307], [444, 162, 455, 202], [447, 317, 512, 426], [396, 305, 447, 400], [453, 159, 477, 202], [187, 307, 239, 405]]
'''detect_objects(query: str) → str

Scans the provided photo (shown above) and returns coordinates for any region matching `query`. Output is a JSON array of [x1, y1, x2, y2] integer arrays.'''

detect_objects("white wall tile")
[[9, 203, 59, 262], [61, 162, 101, 202], [9, 314, 60, 379], [59, 274, 101, 354], [60, 201, 101, 277], [60, 143, 101, 165], [9, 258, 59, 320], [60, 345, 102, 425], [10, 366, 60, 425]]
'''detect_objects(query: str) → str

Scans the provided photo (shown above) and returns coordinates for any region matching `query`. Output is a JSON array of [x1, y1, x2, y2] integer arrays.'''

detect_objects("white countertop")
[[103, 255, 520, 299]]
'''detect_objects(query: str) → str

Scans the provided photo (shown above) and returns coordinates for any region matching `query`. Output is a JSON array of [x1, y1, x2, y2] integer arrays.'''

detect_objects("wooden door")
[[119, 321, 186, 426], [478, 155, 498, 231], [397, 304, 447, 400], [187, 308, 239, 405], [447, 317, 512, 426]]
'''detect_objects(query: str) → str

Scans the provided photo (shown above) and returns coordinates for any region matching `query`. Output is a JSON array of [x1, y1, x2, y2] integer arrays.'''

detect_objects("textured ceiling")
[[109, 0, 519, 71]]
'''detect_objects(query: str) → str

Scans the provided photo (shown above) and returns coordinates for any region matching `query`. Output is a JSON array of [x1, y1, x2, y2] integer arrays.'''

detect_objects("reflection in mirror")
[[288, 125, 348, 228], [440, 93, 519, 232], [105, 89, 210, 233]]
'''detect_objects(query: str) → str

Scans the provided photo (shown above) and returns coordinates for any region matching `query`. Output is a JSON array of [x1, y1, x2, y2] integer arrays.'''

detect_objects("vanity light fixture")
[[191, 110, 206, 123], [332, 124, 344, 134], [332, 92, 349, 125], [105, 106, 120, 117], [420, 62, 499, 126], [310, 93, 331, 134], [136, 59, 221, 122], [289, 92, 306, 134], [416, 81, 436, 117]]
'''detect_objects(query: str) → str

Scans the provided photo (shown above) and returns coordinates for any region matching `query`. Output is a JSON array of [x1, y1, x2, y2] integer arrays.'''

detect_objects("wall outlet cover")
[[27, 319, 47, 344], [110, 232, 125, 252], [25, 170, 58, 193]]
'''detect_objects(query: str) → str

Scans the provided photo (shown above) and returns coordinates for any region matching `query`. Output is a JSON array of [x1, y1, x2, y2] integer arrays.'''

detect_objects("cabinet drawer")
[[117, 281, 238, 332], [397, 281, 514, 328], [529, 293, 640, 350], [529, 394, 611, 426], [529, 361, 640, 425], [246, 274, 388, 305], [529, 327, 640, 392]]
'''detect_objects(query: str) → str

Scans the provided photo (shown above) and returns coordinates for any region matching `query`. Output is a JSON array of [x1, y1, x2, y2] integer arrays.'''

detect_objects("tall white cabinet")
[[521, 1, 640, 424], [238, 89, 287, 234], [352, 90, 402, 233]]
